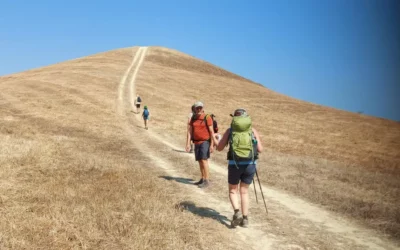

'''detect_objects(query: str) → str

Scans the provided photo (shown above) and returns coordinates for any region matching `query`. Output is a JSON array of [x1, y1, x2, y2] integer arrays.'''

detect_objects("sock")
[[234, 209, 240, 214], [243, 215, 248, 219]]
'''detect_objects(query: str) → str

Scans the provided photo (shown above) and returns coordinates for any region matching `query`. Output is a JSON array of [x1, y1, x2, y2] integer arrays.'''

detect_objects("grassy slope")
[[0, 46, 399, 249], [0, 48, 236, 249], [137, 46, 400, 238]]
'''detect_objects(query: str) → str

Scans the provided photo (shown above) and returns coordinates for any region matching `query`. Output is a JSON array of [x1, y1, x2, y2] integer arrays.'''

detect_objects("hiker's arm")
[[187, 118, 191, 132], [252, 128, 263, 153], [207, 124, 218, 145], [216, 129, 230, 151], [185, 125, 192, 152], [209, 131, 214, 153]]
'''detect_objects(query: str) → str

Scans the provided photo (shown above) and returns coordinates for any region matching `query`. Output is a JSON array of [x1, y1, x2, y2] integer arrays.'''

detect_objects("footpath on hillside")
[[116, 46, 399, 250]]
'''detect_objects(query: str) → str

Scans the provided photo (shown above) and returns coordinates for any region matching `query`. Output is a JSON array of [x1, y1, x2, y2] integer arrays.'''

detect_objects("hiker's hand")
[[210, 146, 214, 153], [185, 145, 191, 152]]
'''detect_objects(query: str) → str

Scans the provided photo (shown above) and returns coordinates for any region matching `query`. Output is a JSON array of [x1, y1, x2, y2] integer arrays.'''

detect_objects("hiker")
[[185, 101, 219, 188], [142, 105, 150, 130], [187, 104, 196, 153], [216, 108, 263, 228], [135, 94, 142, 113]]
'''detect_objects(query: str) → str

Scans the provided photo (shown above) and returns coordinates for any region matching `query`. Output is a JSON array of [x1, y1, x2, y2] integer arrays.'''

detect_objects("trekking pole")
[[255, 169, 268, 214], [252, 178, 258, 203]]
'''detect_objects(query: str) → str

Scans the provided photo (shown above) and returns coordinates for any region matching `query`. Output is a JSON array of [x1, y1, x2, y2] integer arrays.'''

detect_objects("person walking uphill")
[[216, 108, 263, 228], [142, 105, 150, 130], [186, 101, 219, 188], [134, 94, 142, 113]]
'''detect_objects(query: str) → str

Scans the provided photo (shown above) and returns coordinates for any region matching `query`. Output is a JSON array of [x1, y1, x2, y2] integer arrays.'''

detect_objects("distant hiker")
[[135, 94, 142, 113], [187, 104, 196, 153], [186, 101, 219, 188], [142, 105, 150, 130], [216, 108, 263, 228]]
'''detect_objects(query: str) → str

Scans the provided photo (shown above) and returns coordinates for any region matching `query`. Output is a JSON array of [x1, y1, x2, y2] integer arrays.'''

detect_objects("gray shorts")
[[228, 163, 256, 185], [194, 141, 210, 161]]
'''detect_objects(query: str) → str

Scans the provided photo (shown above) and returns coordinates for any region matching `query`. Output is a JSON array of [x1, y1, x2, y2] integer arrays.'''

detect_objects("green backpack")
[[227, 115, 258, 163]]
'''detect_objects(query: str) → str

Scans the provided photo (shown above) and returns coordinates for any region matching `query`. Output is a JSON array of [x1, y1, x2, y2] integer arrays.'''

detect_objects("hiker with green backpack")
[[216, 108, 263, 228]]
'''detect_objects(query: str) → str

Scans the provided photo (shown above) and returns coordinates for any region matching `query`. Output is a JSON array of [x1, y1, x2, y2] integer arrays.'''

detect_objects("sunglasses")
[[195, 106, 203, 110]]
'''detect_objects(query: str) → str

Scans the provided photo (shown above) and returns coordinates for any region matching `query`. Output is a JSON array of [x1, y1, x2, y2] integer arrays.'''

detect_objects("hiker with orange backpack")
[[186, 101, 219, 188], [216, 108, 263, 228]]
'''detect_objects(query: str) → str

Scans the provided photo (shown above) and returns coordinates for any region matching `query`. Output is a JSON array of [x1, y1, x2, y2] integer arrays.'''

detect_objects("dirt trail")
[[116, 47, 399, 250]]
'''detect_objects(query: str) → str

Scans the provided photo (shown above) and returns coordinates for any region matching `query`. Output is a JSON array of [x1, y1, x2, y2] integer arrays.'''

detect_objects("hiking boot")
[[240, 217, 249, 228], [198, 179, 210, 188], [193, 179, 204, 185], [231, 210, 242, 228]]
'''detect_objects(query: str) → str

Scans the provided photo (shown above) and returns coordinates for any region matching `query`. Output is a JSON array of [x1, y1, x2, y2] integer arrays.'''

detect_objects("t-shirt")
[[190, 113, 213, 144]]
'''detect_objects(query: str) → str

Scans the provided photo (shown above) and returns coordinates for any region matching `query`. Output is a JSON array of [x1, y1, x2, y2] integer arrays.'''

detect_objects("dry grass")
[[0, 48, 236, 249], [136, 46, 400, 239], [1, 45, 399, 249]]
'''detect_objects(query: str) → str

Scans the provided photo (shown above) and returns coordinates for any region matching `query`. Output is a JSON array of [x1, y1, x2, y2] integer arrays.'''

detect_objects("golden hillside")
[[1, 46, 399, 249]]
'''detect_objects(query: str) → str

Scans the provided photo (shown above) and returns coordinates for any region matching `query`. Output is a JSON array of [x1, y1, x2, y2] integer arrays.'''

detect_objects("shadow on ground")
[[176, 201, 231, 228], [160, 175, 194, 185]]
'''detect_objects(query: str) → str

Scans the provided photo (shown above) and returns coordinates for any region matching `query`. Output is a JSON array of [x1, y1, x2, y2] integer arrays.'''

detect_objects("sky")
[[1, 0, 399, 121]]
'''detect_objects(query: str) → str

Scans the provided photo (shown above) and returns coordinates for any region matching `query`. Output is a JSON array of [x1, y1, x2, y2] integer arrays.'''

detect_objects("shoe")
[[198, 179, 210, 188], [240, 217, 248, 228], [231, 211, 242, 228], [193, 179, 204, 185]]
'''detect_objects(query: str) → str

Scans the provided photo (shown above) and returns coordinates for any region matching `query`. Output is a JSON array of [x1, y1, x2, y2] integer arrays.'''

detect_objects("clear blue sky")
[[1, 0, 399, 121]]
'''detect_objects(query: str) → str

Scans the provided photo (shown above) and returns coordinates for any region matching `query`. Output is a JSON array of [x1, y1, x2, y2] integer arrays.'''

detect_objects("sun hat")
[[144, 105, 148, 109], [194, 101, 204, 108]]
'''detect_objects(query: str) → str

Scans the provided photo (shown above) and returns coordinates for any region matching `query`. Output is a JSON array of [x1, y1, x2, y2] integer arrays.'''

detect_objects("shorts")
[[194, 140, 210, 161], [228, 161, 256, 185], [136, 104, 141, 108], [143, 116, 149, 120]]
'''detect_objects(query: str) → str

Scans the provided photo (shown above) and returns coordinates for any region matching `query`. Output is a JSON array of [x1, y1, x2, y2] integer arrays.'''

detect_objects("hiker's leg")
[[197, 141, 210, 180], [228, 165, 241, 210], [194, 144, 204, 179], [240, 182, 250, 216], [240, 164, 256, 216], [229, 184, 240, 210], [198, 161, 205, 179], [199, 159, 209, 179]]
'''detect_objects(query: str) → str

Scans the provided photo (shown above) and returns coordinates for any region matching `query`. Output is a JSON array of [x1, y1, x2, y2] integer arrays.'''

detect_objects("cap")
[[194, 101, 204, 108], [232, 108, 248, 117], [144, 105, 148, 109]]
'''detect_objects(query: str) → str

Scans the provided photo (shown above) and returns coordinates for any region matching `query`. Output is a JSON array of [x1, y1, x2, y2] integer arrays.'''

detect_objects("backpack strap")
[[228, 127, 239, 169]]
